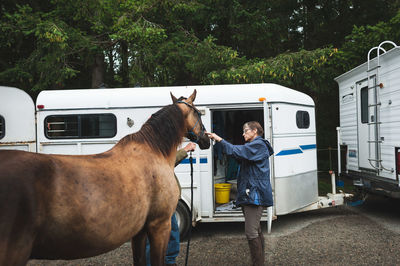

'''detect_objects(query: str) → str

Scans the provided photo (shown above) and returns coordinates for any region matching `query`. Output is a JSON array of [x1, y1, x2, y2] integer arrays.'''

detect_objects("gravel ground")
[[28, 203, 400, 266]]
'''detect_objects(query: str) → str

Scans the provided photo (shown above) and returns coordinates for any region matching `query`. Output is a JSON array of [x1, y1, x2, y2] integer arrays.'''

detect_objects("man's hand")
[[184, 142, 196, 152]]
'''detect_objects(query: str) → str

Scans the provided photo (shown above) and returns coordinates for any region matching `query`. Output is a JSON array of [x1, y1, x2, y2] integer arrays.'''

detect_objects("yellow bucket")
[[214, 183, 232, 204]]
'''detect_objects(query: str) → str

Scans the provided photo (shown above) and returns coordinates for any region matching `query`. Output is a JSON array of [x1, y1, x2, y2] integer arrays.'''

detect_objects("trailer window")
[[296, 111, 310, 129], [45, 114, 117, 139], [360, 86, 368, 124], [0, 115, 4, 139]]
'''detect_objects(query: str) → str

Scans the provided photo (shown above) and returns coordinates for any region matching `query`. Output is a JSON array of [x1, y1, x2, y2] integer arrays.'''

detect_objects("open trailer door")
[[271, 102, 319, 215]]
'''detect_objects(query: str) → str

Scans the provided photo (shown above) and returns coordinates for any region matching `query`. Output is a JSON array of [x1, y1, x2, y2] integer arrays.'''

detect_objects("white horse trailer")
[[0, 86, 36, 152], [335, 41, 400, 198], [1, 84, 349, 236]]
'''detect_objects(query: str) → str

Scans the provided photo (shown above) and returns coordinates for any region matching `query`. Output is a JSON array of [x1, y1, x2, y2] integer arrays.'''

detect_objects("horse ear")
[[170, 92, 178, 103], [187, 89, 197, 104]]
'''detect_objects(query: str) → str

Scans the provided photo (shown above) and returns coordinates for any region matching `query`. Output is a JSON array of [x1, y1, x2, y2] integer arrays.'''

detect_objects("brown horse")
[[0, 90, 210, 266]]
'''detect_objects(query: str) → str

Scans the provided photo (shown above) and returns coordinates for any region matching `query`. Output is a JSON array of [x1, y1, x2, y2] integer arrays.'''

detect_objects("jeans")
[[146, 213, 180, 265]]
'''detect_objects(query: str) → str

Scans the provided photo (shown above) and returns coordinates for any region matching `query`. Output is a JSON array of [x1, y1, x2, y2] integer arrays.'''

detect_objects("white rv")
[[335, 41, 400, 198], [1, 84, 348, 237]]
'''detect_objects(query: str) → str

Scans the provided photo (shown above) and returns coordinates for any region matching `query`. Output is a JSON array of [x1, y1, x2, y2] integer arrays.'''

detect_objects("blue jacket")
[[220, 136, 274, 207]]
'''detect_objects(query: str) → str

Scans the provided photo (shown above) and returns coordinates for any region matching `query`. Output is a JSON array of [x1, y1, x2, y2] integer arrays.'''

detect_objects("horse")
[[0, 90, 210, 266]]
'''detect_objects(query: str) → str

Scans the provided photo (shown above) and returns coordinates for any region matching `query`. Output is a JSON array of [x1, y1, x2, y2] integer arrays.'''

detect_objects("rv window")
[[45, 114, 117, 139], [0, 115, 4, 139], [296, 111, 310, 129], [360, 86, 368, 124]]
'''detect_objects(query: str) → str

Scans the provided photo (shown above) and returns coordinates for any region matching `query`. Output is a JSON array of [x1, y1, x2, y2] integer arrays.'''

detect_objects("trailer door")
[[271, 103, 318, 215], [357, 79, 377, 171]]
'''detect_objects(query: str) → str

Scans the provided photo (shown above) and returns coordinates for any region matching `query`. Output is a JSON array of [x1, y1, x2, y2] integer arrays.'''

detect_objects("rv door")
[[357, 79, 377, 171]]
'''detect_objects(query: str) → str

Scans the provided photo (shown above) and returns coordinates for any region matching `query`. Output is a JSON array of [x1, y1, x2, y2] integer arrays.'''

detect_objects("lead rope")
[[184, 151, 194, 266]]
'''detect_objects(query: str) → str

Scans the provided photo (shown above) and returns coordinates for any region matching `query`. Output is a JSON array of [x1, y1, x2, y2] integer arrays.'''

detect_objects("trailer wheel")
[[176, 200, 191, 240]]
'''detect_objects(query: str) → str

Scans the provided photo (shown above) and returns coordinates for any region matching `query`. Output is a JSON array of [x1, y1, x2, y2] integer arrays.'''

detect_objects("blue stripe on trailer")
[[299, 144, 316, 150], [181, 157, 208, 164], [276, 149, 303, 156], [181, 158, 196, 164], [200, 158, 208, 164]]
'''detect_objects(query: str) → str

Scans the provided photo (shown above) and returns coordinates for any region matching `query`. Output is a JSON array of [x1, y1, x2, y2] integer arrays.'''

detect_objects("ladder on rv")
[[366, 40, 398, 173]]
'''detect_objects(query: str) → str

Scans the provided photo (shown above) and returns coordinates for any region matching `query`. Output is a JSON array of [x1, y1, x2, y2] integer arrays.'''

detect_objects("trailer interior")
[[211, 108, 264, 213]]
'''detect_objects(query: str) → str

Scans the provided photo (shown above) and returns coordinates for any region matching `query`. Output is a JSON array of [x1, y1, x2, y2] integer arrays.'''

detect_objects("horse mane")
[[117, 102, 186, 156]]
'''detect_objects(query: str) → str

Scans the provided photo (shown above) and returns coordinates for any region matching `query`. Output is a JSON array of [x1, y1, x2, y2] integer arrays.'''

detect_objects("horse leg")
[[1, 245, 32, 266], [0, 232, 34, 266], [148, 218, 171, 266], [131, 229, 147, 266], [0, 190, 35, 266]]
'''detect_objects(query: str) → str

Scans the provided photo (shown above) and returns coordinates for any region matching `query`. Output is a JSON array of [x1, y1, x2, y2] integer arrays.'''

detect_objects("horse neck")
[[116, 104, 186, 157]]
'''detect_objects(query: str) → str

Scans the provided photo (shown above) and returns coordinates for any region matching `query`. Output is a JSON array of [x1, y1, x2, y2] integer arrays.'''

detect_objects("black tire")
[[175, 200, 191, 240]]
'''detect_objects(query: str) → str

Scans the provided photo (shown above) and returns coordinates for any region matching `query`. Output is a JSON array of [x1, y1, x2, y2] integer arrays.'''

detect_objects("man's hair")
[[243, 121, 264, 136]]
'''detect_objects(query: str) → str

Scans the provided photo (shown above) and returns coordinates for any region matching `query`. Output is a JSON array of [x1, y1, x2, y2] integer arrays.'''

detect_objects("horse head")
[[171, 90, 210, 150]]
